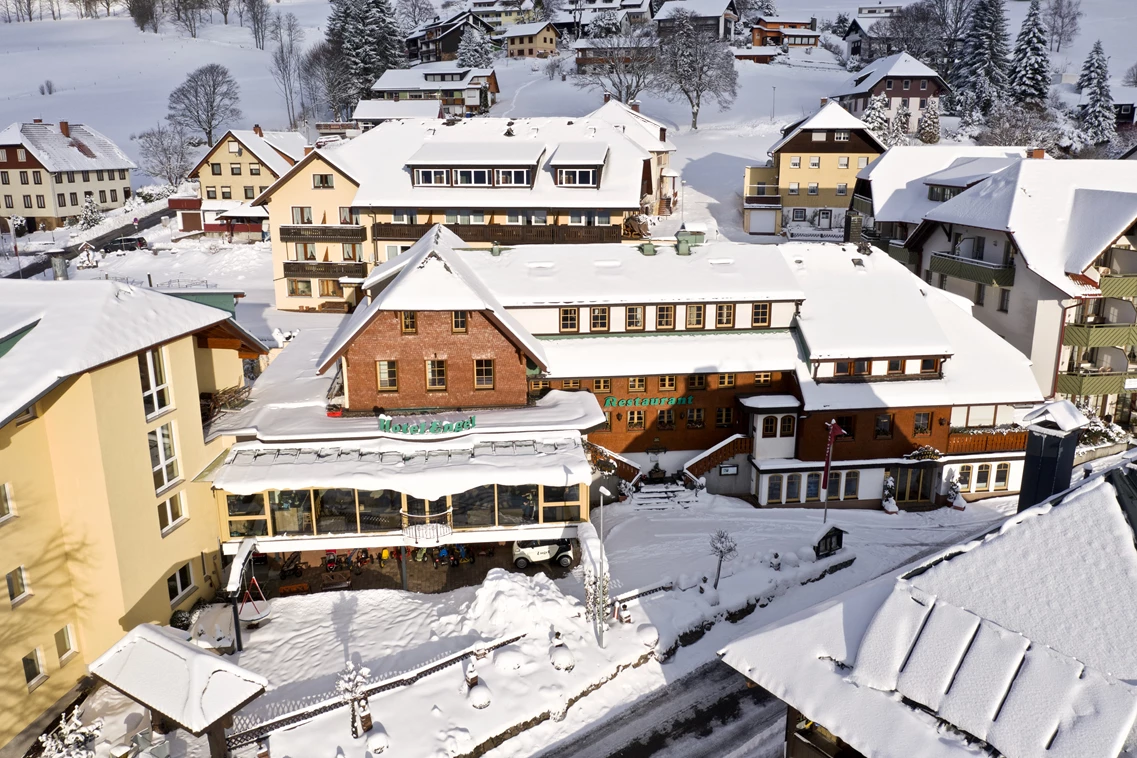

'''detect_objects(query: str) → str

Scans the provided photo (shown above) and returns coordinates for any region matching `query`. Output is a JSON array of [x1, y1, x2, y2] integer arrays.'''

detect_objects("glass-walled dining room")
[[220, 482, 589, 540]]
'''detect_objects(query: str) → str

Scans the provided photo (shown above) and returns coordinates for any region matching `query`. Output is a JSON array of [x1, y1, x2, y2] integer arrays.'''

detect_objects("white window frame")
[[22, 647, 46, 691], [789, 156, 801, 169], [414, 169, 449, 185], [158, 492, 186, 535], [837, 183, 848, 196], [139, 348, 172, 419], [809, 156, 820, 169], [54, 624, 77, 665], [167, 562, 195, 605], [150, 422, 180, 494], [495, 168, 530, 185], [505, 210, 524, 225], [7, 565, 31, 605], [788, 182, 799, 195], [838, 156, 850, 169], [557, 168, 596, 186], [858, 156, 869, 168], [455, 169, 490, 186], [391, 209, 417, 224], [807, 183, 819, 195], [792, 208, 807, 221], [0, 482, 14, 524], [834, 130, 850, 141], [531, 209, 548, 225]]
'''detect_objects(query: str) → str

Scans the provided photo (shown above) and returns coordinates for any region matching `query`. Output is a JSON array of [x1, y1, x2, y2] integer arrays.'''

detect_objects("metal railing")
[[928, 251, 1015, 288]]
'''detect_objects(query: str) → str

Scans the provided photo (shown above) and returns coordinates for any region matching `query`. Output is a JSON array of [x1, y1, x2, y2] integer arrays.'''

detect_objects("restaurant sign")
[[378, 415, 476, 435], [603, 395, 695, 407]]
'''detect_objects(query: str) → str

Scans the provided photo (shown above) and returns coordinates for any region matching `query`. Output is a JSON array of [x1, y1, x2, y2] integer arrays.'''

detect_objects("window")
[[220, 186, 231, 200], [319, 279, 343, 298], [415, 169, 449, 185], [844, 471, 859, 499], [835, 130, 850, 142], [807, 183, 819, 195], [975, 464, 991, 491], [686, 304, 705, 329], [23, 195, 31, 208], [998, 289, 1010, 313], [138, 349, 171, 418], [69, 192, 77, 206], [22, 649, 44, 688], [227, 140, 239, 153], [837, 183, 848, 196], [835, 359, 870, 376], [230, 163, 242, 176], [858, 157, 869, 168], [593, 378, 611, 393], [495, 169, 530, 185], [718, 373, 736, 388], [110, 189, 119, 202], [715, 407, 735, 427], [886, 78, 894, 88], [393, 209, 418, 224], [806, 473, 822, 501], [560, 307, 579, 333], [687, 407, 706, 429], [451, 310, 467, 333], [206, 187, 217, 200], [591, 306, 609, 332], [295, 243, 316, 260], [250, 163, 261, 175], [561, 379, 581, 390], [767, 474, 783, 503], [376, 360, 398, 391], [658, 408, 676, 429], [531, 210, 548, 225], [603, 412, 612, 431], [568, 211, 588, 225], [689, 374, 706, 390], [628, 376, 646, 392], [809, 157, 821, 170], [167, 562, 193, 603], [158, 492, 185, 533], [291, 206, 313, 224], [788, 182, 800, 195], [920, 79, 928, 90], [36, 194, 46, 208], [786, 473, 801, 501], [920, 98, 928, 109], [7, 566, 29, 603], [873, 414, 893, 439], [287, 279, 312, 297], [834, 415, 854, 439], [558, 168, 597, 186], [715, 304, 735, 328], [762, 416, 777, 438], [625, 305, 644, 330], [343, 243, 362, 261], [887, 359, 905, 374], [56, 192, 65, 207], [790, 157, 801, 169], [339, 207, 360, 225], [920, 358, 940, 374], [756, 372, 772, 385], [0, 171, 6, 184], [659, 375, 676, 391], [902, 79, 911, 90], [780, 415, 795, 437], [937, 273, 947, 289], [656, 305, 675, 329], [426, 360, 447, 390], [149, 423, 179, 492], [81, 170, 89, 181], [210, 163, 222, 175], [506, 210, 524, 225], [812, 131, 826, 142], [752, 302, 771, 327], [530, 379, 550, 393], [792, 208, 807, 221], [958, 465, 972, 491], [974, 283, 985, 306], [54, 625, 76, 663], [914, 411, 931, 436], [627, 409, 645, 430], [313, 174, 335, 188], [474, 359, 495, 389], [994, 463, 1010, 491], [4, 195, 12, 209], [0, 482, 11, 520], [119, 169, 127, 180], [455, 169, 491, 185], [401, 311, 417, 333]]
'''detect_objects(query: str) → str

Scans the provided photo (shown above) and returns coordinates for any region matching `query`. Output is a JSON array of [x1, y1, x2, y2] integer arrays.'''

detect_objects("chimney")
[[48, 250, 69, 280], [810, 16, 817, 30], [253, 124, 263, 137], [59, 121, 69, 138], [603, 91, 611, 103], [1016, 400, 1089, 512], [1029, 147, 1046, 159], [659, 127, 667, 142], [304, 146, 314, 156], [820, 97, 829, 107], [631, 100, 641, 113], [33, 118, 42, 124]]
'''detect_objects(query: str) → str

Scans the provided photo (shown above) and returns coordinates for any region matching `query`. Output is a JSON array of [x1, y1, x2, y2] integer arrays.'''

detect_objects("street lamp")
[[771, 86, 777, 121], [597, 485, 612, 649]]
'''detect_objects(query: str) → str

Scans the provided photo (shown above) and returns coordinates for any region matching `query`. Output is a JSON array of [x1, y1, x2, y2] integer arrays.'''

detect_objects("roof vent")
[[491, 243, 502, 256], [677, 239, 691, 256], [640, 242, 656, 256], [852, 258, 865, 268]]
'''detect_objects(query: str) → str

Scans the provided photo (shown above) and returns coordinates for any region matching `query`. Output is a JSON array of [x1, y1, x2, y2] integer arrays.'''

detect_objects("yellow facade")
[[742, 149, 879, 234], [0, 334, 245, 752], [195, 134, 292, 205], [507, 25, 558, 57]]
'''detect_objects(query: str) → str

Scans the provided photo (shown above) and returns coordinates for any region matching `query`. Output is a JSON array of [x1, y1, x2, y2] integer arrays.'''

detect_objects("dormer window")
[[558, 168, 596, 186], [455, 169, 490, 185], [415, 169, 449, 185], [835, 359, 871, 377], [496, 168, 531, 185]]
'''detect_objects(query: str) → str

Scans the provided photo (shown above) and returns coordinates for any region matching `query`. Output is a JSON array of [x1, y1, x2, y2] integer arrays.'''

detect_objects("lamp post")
[[597, 485, 612, 649], [771, 86, 777, 121]]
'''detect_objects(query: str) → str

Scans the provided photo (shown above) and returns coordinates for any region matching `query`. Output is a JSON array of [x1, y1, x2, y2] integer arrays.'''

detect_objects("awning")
[[739, 394, 801, 411]]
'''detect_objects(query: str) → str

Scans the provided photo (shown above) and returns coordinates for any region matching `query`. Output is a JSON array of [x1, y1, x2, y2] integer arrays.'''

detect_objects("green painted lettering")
[[468, 415, 476, 429], [667, 396, 677, 406], [618, 398, 627, 407], [604, 396, 617, 407], [429, 421, 443, 433], [443, 422, 454, 432]]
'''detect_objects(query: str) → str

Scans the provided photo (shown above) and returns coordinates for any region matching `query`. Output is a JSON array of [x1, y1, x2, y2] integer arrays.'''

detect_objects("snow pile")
[[467, 681, 491, 709]]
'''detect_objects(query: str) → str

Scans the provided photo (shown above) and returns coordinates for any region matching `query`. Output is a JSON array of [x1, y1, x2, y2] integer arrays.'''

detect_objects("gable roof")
[[318, 225, 548, 373], [832, 51, 947, 97], [586, 99, 676, 153], [0, 121, 135, 172], [190, 128, 306, 182], [768, 101, 885, 155], [371, 62, 495, 92], [501, 20, 557, 37], [655, 0, 736, 19]]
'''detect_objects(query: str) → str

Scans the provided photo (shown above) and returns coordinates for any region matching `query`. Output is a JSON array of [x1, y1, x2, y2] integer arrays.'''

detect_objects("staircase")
[[656, 195, 674, 216], [633, 483, 697, 511]]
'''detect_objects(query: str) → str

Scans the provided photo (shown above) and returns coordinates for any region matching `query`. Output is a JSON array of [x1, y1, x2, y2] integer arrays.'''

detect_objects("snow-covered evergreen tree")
[[588, 9, 622, 36], [38, 708, 102, 758], [326, 0, 353, 51], [1010, 0, 1051, 106], [342, 0, 405, 102], [861, 93, 889, 135], [917, 103, 941, 143], [883, 116, 906, 147], [78, 197, 104, 230], [456, 24, 494, 68], [1076, 39, 1106, 92], [953, 0, 1012, 116], [1079, 42, 1116, 145], [336, 661, 372, 739], [893, 102, 912, 134]]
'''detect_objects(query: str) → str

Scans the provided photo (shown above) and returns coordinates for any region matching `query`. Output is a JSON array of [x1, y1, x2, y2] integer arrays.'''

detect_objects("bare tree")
[[1125, 62, 1137, 88], [573, 29, 662, 105], [131, 123, 196, 186], [875, 0, 941, 65], [100, 0, 115, 16], [126, 0, 156, 28], [171, 0, 204, 36], [976, 100, 1061, 151], [167, 63, 243, 146], [269, 11, 305, 128], [657, 10, 738, 129], [535, 0, 562, 22], [396, 0, 433, 29], [244, 0, 269, 49], [211, 0, 228, 22], [1042, 0, 1081, 52], [302, 40, 355, 120], [709, 530, 737, 590]]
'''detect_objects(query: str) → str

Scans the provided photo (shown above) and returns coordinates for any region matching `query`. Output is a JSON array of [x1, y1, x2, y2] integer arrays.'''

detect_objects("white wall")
[[506, 301, 796, 336], [752, 412, 797, 459], [756, 466, 885, 505]]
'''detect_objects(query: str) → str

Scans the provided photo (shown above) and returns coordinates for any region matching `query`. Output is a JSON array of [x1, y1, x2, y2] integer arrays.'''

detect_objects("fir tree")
[[78, 197, 104, 230], [1080, 41, 1116, 145], [457, 24, 494, 68], [893, 102, 912, 134], [326, 0, 353, 52], [861, 93, 889, 135], [884, 116, 906, 148], [341, 0, 405, 103], [1010, 0, 1051, 106], [954, 0, 1012, 116], [1077, 40, 1107, 93], [917, 104, 941, 143]]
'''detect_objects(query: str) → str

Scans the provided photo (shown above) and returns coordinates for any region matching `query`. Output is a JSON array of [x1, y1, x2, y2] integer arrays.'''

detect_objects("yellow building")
[[0, 280, 265, 754], [742, 101, 884, 237], [252, 116, 664, 312], [502, 21, 558, 57]]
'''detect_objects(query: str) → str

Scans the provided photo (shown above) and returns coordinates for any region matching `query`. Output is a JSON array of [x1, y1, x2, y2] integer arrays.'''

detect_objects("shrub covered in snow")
[[78, 197, 104, 230], [38, 707, 101, 758], [133, 184, 178, 204], [467, 681, 491, 709], [1075, 400, 1129, 447]]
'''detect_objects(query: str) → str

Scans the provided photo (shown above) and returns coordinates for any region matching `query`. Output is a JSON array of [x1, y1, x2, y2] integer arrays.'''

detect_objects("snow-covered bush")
[[946, 471, 962, 505], [134, 184, 178, 203], [78, 198, 104, 230], [170, 609, 193, 630], [905, 445, 942, 461], [467, 681, 491, 709], [1074, 400, 1129, 447], [882, 475, 897, 514], [38, 707, 101, 758]]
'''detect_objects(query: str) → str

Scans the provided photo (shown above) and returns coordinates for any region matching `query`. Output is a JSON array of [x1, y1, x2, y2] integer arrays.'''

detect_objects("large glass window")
[[498, 484, 539, 525], [377, 360, 398, 391], [452, 485, 496, 528], [827, 472, 841, 500], [149, 423, 179, 492], [7, 566, 29, 602], [455, 169, 490, 185], [543, 484, 580, 503], [167, 563, 193, 603], [786, 473, 801, 501], [543, 504, 580, 523], [229, 519, 269, 538], [315, 489, 356, 533], [227, 493, 265, 517], [767, 474, 782, 503], [994, 463, 1011, 491], [806, 473, 821, 500], [358, 490, 402, 531], [269, 490, 313, 535], [138, 349, 170, 418]]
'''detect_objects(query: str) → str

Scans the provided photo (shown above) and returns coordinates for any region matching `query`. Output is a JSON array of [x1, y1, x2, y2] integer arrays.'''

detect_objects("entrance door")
[[893, 465, 934, 503], [818, 209, 832, 229]]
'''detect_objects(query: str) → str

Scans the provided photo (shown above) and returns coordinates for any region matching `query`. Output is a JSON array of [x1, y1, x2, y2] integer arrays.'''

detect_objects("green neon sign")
[[378, 415, 476, 435], [603, 395, 694, 408]]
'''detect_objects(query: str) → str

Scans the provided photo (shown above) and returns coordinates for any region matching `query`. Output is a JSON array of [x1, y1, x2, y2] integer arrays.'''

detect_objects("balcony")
[[278, 224, 367, 243], [887, 241, 918, 267], [927, 252, 1015, 288], [283, 260, 368, 278], [946, 429, 1028, 455], [1062, 323, 1137, 348], [1055, 370, 1137, 396], [371, 222, 623, 244], [1100, 274, 1137, 299], [744, 183, 781, 208], [851, 194, 873, 216]]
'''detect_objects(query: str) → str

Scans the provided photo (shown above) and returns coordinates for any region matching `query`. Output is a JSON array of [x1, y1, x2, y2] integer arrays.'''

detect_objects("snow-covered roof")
[[370, 62, 494, 92], [831, 52, 946, 97], [216, 203, 268, 219], [0, 280, 244, 429], [753, 15, 815, 24], [352, 99, 443, 121], [857, 146, 1038, 225], [294, 117, 650, 210], [547, 141, 609, 166], [921, 159, 1137, 296], [721, 462, 1137, 758], [210, 431, 591, 500], [586, 99, 676, 153], [89, 624, 267, 735], [0, 121, 135, 172], [500, 20, 556, 36], [655, 0, 734, 19], [768, 101, 884, 155], [1022, 399, 1089, 433], [739, 394, 801, 410]]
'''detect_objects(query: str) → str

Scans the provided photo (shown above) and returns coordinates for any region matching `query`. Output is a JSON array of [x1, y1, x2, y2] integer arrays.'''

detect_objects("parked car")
[[513, 539, 574, 569], [102, 236, 147, 253]]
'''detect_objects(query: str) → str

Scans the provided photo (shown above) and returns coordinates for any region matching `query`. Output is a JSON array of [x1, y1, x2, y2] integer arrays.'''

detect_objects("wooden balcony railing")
[[928, 252, 1015, 288], [1054, 370, 1136, 396], [946, 429, 1028, 455], [279, 225, 367, 243], [371, 222, 623, 244], [1062, 323, 1137, 348], [283, 261, 368, 278]]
